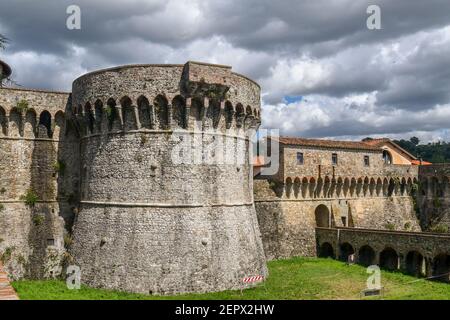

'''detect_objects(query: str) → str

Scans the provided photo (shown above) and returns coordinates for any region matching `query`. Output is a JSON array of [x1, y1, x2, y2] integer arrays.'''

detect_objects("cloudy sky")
[[1, 0, 450, 143]]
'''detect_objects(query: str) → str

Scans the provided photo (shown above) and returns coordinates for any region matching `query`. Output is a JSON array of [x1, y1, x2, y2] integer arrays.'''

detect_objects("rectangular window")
[[297, 152, 304, 165], [364, 155, 370, 167], [332, 153, 338, 165]]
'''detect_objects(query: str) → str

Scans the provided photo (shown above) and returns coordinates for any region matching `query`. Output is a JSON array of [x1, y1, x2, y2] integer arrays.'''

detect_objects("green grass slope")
[[11, 257, 450, 300]]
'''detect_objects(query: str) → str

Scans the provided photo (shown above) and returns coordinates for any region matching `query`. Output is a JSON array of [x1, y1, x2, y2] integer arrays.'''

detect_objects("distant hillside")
[[394, 137, 450, 163]]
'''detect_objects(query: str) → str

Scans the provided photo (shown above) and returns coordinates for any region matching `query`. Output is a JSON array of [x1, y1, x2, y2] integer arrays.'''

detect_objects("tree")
[[410, 136, 420, 146]]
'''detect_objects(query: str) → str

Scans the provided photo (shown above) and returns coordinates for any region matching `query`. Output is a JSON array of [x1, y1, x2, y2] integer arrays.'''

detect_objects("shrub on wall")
[[384, 222, 395, 230], [1, 246, 15, 264], [16, 99, 29, 113], [53, 160, 66, 175], [32, 214, 44, 226], [20, 189, 39, 207], [429, 223, 449, 233]]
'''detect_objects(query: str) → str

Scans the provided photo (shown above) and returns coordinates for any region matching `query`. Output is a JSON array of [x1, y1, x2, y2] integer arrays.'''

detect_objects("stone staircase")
[[0, 263, 19, 300]]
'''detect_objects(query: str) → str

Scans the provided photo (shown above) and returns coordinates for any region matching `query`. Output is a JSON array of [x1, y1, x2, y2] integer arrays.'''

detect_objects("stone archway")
[[318, 242, 335, 258], [358, 245, 376, 267], [315, 204, 330, 227], [406, 251, 425, 277], [339, 242, 355, 262], [380, 248, 399, 271], [432, 254, 450, 282]]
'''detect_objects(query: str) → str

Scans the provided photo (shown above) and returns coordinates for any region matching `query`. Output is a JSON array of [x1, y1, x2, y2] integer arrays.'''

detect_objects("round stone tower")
[[70, 61, 267, 294]]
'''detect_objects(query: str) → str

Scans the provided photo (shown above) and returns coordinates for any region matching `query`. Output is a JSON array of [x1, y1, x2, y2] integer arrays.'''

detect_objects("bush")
[[32, 214, 44, 226], [384, 223, 395, 231], [0, 203, 4, 212], [21, 189, 39, 207], [429, 223, 449, 233], [63, 234, 73, 249], [1, 246, 14, 264], [53, 160, 66, 175], [16, 99, 29, 113]]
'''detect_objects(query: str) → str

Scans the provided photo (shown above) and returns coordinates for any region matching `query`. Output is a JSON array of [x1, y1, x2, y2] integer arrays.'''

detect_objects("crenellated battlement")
[[70, 62, 261, 138], [0, 87, 69, 140], [71, 94, 261, 138]]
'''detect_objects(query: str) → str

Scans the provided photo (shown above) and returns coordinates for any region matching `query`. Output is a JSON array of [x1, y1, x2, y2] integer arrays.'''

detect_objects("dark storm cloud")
[[1, 0, 450, 141]]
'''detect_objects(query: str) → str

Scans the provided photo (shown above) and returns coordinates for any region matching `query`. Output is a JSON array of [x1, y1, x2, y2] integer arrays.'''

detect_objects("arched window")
[[120, 96, 136, 131], [94, 100, 103, 132], [172, 95, 186, 129], [383, 150, 392, 164], [154, 95, 169, 129], [315, 204, 330, 228], [224, 101, 233, 129], [137, 96, 152, 129], [39, 110, 52, 138], [0, 106, 7, 136], [84, 102, 95, 134]]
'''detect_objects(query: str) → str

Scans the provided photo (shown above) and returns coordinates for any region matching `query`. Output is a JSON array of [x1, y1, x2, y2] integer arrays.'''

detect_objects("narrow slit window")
[[332, 153, 338, 165], [297, 152, 304, 165]]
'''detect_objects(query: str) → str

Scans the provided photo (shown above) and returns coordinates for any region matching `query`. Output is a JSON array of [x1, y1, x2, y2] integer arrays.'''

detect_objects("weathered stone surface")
[[69, 62, 267, 294], [417, 164, 450, 231], [0, 87, 76, 279]]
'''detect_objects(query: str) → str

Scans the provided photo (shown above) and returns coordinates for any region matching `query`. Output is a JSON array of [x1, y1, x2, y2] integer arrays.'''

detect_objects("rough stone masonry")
[[0, 61, 268, 294]]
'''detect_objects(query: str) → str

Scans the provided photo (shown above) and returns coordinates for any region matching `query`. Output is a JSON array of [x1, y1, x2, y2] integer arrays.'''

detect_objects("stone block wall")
[[0, 87, 79, 279], [69, 62, 267, 295], [418, 164, 450, 232]]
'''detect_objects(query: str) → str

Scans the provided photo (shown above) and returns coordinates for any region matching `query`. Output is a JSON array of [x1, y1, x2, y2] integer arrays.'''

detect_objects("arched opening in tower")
[[405, 251, 425, 277], [379, 247, 399, 271], [39, 110, 52, 138], [314, 204, 330, 228], [432, 254, 450, 283], [339, 242, 354, 262], [358, 245, 376, 267], [318, 242, 335, 259]]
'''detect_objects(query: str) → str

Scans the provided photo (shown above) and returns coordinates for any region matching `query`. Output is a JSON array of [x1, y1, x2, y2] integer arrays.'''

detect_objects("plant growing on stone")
[[21, 189, 39, 207], [403, 222, 411, 230], [433, 197, 442, 208], [16, 99, 29, 113], [1, 246, 14, 264], [0, 203, 4, 212], [64, 234, 73, 249], [53, 160, 66, 175], [429, 223, 449, 233], [17, 254, 27, 266], [384, 222, 395, 230], [0, 187, 6, 194], [32, 214, 44, 226]]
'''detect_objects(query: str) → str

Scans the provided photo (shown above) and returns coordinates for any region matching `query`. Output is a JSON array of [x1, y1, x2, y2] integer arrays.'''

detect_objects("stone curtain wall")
[[70, 62, 267, 295], [254, 143, 421, 260], [418, 164, 450, 232], [0, 88, 78, 279]]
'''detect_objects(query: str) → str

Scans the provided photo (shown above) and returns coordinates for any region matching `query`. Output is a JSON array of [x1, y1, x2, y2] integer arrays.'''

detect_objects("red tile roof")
[[273, 136, 381, 151], [253, 156, 266, 167], [362, 138, 417, 160], [411, 160, 432, 165]]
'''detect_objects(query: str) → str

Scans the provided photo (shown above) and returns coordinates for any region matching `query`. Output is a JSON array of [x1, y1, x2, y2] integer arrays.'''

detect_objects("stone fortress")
[[254, 137, 450, 280], [0, 58, 449, 295]]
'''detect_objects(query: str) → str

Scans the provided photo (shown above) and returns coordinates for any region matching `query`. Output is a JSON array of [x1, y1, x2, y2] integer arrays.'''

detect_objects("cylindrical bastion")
[[69, 61, 268, 294]]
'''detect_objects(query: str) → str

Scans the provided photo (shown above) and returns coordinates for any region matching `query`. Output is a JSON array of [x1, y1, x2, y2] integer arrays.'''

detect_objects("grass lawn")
[[11, 257, 450, 300]]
